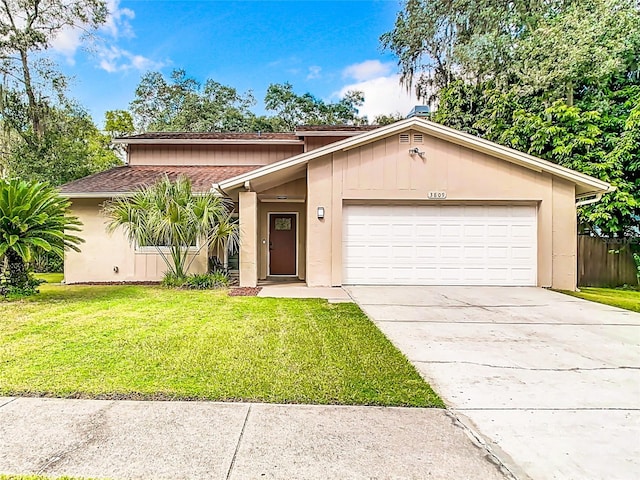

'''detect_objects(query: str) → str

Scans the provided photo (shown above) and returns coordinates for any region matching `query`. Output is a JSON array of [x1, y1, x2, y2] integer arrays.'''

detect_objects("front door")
[[269, 213, 297, 275]]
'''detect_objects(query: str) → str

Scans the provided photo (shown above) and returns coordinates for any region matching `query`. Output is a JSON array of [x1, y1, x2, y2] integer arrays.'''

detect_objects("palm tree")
[[103, 175, 238, 279], [0, 178, 83, 293]]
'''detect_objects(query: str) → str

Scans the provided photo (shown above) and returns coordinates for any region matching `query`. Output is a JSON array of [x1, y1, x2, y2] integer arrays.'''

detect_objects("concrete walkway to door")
[[346, 286, 640, 480]]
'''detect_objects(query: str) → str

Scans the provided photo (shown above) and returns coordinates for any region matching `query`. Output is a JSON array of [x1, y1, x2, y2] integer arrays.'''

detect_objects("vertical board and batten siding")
[[577, 236, 639, 287], [306, 130, 579, 289], [305, 136, 347, 152], [129, 144, 304, 166]]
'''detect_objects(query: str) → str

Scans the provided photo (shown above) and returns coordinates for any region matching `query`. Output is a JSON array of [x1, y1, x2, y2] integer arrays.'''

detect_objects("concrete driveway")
[[346, 286, 640, 480]]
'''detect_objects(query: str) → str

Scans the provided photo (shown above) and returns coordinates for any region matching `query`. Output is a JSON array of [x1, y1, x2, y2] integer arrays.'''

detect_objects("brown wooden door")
[[269, 214, 297, 275]]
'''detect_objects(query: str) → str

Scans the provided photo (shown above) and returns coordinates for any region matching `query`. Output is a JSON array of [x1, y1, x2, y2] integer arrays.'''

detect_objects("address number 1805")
[[427, 191, 447, 199]]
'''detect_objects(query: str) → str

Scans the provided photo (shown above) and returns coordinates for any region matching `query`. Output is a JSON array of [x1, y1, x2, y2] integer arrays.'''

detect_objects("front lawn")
[[34, 272, 64, 283], [560, 287, 640, 313], [0, 285, 442, 407]]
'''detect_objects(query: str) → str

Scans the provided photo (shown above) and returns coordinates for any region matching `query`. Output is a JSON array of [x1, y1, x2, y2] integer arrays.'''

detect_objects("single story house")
[[60, 117, 612, 290]]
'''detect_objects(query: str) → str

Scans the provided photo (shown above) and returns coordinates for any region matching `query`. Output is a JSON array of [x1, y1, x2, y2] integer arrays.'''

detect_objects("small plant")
[[162, 271, 229, 290], [31, 250, 64, 273], [184, 271, 229, 290], [161, 271, 186, 288], [0, 268, 45, 298]]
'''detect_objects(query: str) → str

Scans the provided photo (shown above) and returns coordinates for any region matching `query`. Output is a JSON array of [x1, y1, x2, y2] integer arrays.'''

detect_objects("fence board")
[[577, 236, 638, 287]]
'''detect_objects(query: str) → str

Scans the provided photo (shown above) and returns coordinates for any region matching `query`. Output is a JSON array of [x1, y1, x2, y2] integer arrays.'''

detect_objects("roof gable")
[[218, 117, 612, 196]]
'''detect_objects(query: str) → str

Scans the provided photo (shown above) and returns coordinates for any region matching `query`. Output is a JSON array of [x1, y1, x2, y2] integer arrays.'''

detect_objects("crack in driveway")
[[414, 360, 640, 371]]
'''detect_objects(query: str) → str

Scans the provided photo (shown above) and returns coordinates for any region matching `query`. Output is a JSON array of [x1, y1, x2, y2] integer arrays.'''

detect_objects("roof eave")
[[219, 117, 612, 195], [63, 192, 134, 199], [296, 131, 370, 137], [112, 138, 304, 145]]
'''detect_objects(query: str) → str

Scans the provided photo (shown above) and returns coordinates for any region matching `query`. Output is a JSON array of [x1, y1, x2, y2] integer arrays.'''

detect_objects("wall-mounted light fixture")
[[113, 266, 119, 273], [317, 206, 325, 219], [409, 147, 426, 159]]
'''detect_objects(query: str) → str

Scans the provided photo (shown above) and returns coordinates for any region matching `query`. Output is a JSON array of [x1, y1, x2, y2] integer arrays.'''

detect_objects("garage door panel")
[[343, 205, 537, 286]]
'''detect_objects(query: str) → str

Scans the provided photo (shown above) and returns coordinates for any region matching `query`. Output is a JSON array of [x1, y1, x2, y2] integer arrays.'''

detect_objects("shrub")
[[184, 271, 229, 290], [31, 250, 64, 273], [0, 269, 44, 298], [161, 272, 185, 288], [162, 271, 229, 290]]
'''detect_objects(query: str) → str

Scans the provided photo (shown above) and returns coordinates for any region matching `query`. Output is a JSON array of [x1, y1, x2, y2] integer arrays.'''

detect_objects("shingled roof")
[[59, 165, 261, 197], [113, 132, 302, 144]]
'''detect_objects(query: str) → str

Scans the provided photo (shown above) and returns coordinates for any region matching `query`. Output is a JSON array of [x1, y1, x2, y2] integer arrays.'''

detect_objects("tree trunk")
[[19, 47, 42, 139], [5, 248, 30, 289]]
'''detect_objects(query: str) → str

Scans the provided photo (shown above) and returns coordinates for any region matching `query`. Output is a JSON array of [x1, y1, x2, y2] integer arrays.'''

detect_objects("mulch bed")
[[228, 287, 262, 296]]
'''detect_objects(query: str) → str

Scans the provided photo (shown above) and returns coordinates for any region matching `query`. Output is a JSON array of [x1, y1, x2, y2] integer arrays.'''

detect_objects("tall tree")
[[6, 103, 122, 186], [382, 0, 640, 236], [129, 69, 257, 132], [264, 82, 365, 130], [0, 0, 107, 140]]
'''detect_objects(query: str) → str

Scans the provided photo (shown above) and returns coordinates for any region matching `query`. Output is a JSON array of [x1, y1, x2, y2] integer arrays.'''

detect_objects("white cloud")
[[101, 0, 135, 39], [97, 45, 164, 73], [342, 60, 394, 82], [337, 74, 422, 120], [49, 0, 161, 74], [50, 0, 134, 60], [307, 65, 322, 80]]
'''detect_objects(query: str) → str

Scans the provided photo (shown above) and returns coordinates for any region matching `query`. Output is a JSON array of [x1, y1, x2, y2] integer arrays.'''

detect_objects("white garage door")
[[343, 204, 537, 286]]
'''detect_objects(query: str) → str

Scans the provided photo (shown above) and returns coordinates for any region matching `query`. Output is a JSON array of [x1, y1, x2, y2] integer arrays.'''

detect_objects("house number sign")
[[427, 191, 447, 199]]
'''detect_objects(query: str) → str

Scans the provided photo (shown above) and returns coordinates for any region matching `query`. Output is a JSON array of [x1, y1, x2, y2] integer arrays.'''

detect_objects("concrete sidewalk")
[[0, 397, 509, 480], [258, 283, 351, 303]]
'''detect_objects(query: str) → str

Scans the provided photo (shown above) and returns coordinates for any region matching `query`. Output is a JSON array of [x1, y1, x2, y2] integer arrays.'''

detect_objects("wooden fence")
[[577, 235, 639, 287]]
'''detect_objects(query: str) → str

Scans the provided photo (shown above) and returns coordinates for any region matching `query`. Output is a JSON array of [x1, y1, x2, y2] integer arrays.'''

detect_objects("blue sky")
[[50, 0, 419, 128]]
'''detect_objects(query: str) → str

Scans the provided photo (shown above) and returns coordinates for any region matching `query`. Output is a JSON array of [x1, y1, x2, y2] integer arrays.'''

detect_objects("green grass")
[[34, 272, 64, 283], [560, 287, 640, 313], [0, 284, 443, 407], [0, 477, 94, 480]]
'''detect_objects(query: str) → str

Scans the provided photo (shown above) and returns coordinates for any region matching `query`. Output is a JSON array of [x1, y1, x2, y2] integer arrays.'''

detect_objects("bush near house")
[[0, 179, 82, 297]]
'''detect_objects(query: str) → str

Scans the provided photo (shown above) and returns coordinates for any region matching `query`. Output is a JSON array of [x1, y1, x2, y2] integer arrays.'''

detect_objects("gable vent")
[[399, 133, 410, 144], [413, 134, 424, 144]]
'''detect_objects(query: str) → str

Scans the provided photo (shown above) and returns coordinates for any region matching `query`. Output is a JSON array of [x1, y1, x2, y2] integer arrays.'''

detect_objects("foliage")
[[128, 71, 368, 133], [372, 112, 406, 126], [0, 1, 120, 186], [383, 0, 640, 236], [0, 284, 443, 407], [5, 103, 122, 186], [129, 69, 257, 132], [264, 82, 365, 130], [31, 249, 63, 273], [0, 178, 82, 295], [103, 175, 238, 279], [0, 267, 43, 297], [0, 0, 107, 138], [104, 109, 135, 138], [163, 271, 229, 289], [186, 271, 229, 289]]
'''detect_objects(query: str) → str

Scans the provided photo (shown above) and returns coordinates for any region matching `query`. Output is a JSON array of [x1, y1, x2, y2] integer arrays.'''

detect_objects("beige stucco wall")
[[305, 130, 578, 290], [65, 198, 208, 283]]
